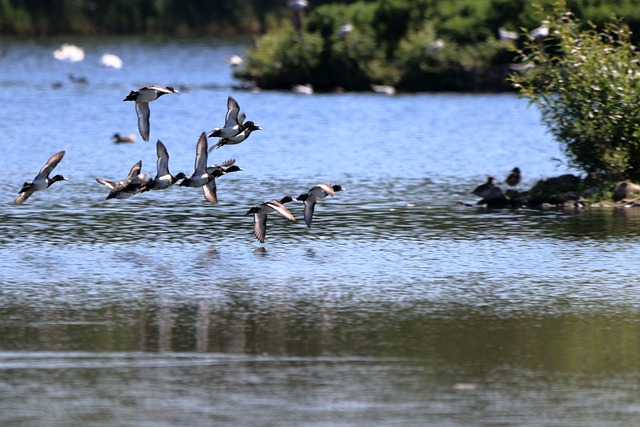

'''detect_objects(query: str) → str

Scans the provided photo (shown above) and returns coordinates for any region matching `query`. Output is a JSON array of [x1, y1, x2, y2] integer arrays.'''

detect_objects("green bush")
[[510, 1, 640, 182]]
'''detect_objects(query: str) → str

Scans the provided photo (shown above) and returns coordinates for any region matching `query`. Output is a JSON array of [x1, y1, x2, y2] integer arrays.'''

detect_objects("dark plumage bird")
[[96, 160, 148, 200], [246, 196, 296, 243], [471, 176, 495, 198], [15, 151, 67, 204], [296, 183, 345, 228], [112, 133, 136, 143], [123, 85, 179, 142], [506, 167, 521, 188], [145, 140, 186, 191]]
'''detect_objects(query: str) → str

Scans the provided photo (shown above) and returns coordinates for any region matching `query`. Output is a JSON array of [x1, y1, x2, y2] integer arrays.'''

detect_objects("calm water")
[[1, 37, 640, 426]]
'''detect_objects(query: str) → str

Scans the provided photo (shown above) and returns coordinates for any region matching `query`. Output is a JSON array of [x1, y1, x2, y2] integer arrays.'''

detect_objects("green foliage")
[[511, 1, 640, 182], [241, 26, 325, 88]]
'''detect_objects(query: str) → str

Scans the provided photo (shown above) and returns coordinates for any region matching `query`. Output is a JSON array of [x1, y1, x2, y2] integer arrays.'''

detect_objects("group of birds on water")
[[15, 87, 344, 243], [470, 167, 521, 208]]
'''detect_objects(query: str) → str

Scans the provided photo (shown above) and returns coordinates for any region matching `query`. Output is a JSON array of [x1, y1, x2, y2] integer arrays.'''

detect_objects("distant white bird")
[[498, 27, 519, 41], [292, 84, 313, 95], [288, 0, 308, 11], [530, 21, 549, 40], [226, 55, 243, 67], [371, 84, 396, 96], [338, 23, 353, 39], [425, 39, 445, 53], [53, 44, 84, 62], [101, 53, 123, 69]]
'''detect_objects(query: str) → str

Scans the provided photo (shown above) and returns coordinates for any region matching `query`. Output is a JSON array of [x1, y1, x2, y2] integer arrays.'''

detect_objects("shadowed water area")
[[1, 37, 640, 426]]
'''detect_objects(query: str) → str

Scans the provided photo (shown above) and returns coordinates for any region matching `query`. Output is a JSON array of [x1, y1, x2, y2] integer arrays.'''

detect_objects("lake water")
[[1, 36, 640, 426]]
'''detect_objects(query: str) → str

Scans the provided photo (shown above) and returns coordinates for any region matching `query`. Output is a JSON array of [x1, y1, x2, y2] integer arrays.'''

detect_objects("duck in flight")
[[145, 140, 186, 191], [209, 121, 262, 151], [96, 160, 148, 200], [15, 151, 67, 204], [296, 183, 344, 228], [179, 132, 224, 190], [208, 96, 249, 139], [246, 196, 296, 243], [202, 159, 243, 204], [123, 85, 179, 142]]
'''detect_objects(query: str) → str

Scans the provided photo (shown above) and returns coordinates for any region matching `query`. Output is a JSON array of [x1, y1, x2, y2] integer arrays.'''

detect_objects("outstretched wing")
[[253, 213, 267, 243], [303, 199, 316, 228], [135, 102, 151, 141], [156, 140, 170, 176], [36, 151, 65, 179], [224, 96, 241, 127], [265, 200, 296, 222], [202, 179, 219, 204]]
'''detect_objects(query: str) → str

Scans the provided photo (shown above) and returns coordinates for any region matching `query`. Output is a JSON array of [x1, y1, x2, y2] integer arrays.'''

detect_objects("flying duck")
[[15, 151, 67, 204], [202, 159, 243, 204], [208, 96, 249, 139], [296, 183, 345, 228], [209, 121, 261, 151], [179, 132, 219, 188], [123, 85, 179, 142], [246, 196, 296, 243], [145, 140, 186, 191], [96, 160, 148, 200]]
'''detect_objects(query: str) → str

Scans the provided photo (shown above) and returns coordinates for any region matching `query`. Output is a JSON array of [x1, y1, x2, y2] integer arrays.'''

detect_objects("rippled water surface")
[[1, 37, 640, 426]]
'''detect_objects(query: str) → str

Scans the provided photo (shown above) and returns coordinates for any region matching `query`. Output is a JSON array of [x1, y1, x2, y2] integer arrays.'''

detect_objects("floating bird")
[[112, 133, 136, 143], [100, 53, 123, 69], [471, 176, 495, 198], [15, 151, 67, 204], [179, 132, 220, 188], [208, 96, 245, 138], [506, 167, 522, 188], [296, 183, 344, 228], [53, 44, 84, 62], [201, 159, 243, 204], [68, 73, 88, 84], [96, 160, 148, 200], [123, 85, 179, 142], [145, 140, 186, 191], [246, 196, 296, 243], [209, 121, 262, 151]]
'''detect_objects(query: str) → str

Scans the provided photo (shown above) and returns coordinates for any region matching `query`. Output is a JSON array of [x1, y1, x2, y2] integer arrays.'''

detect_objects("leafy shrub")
[[511, 1, 640, 182]]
